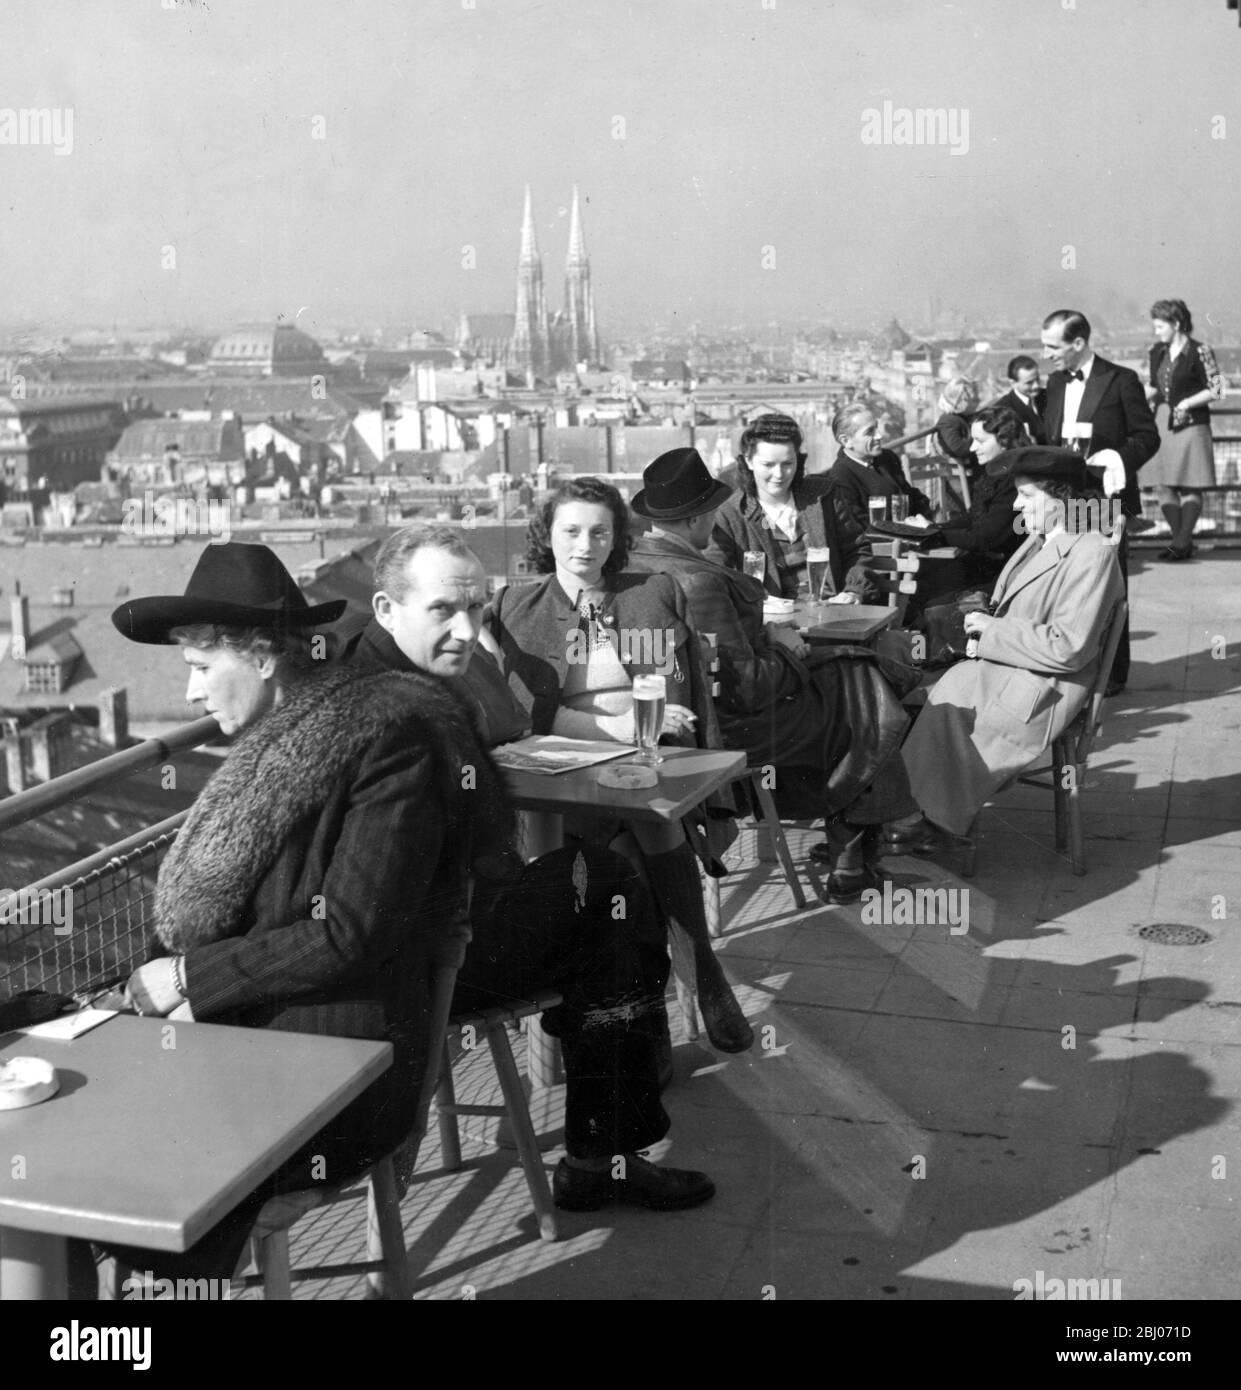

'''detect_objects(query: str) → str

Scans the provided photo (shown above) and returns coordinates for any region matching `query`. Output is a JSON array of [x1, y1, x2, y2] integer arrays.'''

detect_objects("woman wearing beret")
[[899, 448, 1125, 841], [1144, 298, 1223, 561]]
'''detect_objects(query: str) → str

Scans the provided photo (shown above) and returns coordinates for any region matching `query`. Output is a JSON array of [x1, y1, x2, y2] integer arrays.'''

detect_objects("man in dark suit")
[[994, 355, 1048, 444], [345, 524, 721, 1213], [1040, 309, 1159, 693]]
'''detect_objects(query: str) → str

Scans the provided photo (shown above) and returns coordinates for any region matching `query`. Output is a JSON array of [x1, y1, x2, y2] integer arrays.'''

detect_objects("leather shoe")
[[699, 987, 754, 1053], [553, 1155, 716, 1212], [824, 866, 885, 905], [880, 817, 943, 855]]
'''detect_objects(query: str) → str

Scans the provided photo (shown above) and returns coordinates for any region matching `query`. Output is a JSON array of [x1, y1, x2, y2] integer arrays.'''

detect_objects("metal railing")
[[1, 821, 180, 999], [0, 715, 219, 835]]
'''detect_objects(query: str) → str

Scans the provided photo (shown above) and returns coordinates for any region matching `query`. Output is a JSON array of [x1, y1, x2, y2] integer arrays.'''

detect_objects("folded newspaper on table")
[[490, 735, 634, 776]]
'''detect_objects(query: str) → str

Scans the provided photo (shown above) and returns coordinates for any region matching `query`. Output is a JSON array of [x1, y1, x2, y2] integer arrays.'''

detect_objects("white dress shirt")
[[1064, 353, 1125, 497]]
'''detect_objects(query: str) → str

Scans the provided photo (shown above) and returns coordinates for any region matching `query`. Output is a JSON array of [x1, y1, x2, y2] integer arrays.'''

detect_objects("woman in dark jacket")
[[67, 542, 512, 1287], [707, 412, 878, 603], [1144, 298, 1223, 560], [487, 476, 752, 1055]]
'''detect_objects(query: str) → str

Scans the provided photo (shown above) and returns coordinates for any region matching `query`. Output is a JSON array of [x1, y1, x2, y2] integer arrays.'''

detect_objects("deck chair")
[[907, 454, 972, 518], [867, 538, 923, 626]]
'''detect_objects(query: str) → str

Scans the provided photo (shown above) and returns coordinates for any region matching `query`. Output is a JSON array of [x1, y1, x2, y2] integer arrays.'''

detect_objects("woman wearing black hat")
[[899, 448, 1125, 842], [73, 542, 512, 1289]]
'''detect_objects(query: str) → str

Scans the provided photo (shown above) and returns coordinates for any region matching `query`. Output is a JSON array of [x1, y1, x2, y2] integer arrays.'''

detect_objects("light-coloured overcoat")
[[902, 528, 1124, 835]]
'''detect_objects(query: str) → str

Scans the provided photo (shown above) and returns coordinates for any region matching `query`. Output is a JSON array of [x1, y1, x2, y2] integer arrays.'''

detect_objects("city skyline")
[[2, 1, 1240, 340]]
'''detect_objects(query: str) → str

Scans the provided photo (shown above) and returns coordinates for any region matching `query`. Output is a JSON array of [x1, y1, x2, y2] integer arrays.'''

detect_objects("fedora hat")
[[985, 445, 1093, 491], [111, 542, 347, 645], [631, 447, 733, 521]]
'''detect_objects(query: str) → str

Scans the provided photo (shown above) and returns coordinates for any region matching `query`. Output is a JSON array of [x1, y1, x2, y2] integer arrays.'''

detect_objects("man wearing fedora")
[[628, 448, 920, 902]]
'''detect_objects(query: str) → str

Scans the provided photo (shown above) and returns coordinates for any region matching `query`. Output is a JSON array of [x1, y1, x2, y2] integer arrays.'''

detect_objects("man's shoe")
[[553, 1155, 716, 1213], [1104, 680, 1126, 698], [880, 816, 942, 855], [824, 866, 884, 905]]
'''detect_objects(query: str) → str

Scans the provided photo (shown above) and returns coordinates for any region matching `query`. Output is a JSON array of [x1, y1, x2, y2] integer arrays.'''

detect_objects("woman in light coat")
[[901, 447, 1125, 838]]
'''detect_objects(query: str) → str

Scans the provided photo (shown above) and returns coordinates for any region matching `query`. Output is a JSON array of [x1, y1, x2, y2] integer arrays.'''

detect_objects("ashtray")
[[762, 597, 797, 623], [597, 763, 659, 790], [0, 1056, 60, 1110]]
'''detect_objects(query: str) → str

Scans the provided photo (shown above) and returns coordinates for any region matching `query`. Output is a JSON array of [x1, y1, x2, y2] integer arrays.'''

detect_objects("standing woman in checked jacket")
[[1144, 298, 1224, 561]]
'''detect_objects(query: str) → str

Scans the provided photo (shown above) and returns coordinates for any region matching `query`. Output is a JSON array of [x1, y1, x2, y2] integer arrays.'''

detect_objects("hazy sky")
[[3, 0, 1239, 337]]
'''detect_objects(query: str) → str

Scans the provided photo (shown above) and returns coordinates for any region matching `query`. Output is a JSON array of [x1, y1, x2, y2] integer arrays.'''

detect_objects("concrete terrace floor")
[[255, 542, 1241, 1301]]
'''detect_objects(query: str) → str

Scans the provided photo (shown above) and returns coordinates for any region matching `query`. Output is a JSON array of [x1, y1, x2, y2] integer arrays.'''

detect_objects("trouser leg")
[[457, 846, 669, 1160], [1111, 530, 1130, 685]]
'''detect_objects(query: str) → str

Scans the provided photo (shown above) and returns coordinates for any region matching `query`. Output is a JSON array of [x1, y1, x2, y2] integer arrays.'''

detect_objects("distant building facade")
[[0, 396, 126, 492]]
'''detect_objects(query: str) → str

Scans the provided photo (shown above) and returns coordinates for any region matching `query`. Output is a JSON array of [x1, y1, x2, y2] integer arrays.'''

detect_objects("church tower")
[[562, 185, 599, 370], [511, 186, 549, 379]]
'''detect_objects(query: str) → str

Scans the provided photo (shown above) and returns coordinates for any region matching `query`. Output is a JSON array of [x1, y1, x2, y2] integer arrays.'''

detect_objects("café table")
[[500, 744, 745, 1087], [781, 600, 898, 646], [0, 1016, 391, 1299]]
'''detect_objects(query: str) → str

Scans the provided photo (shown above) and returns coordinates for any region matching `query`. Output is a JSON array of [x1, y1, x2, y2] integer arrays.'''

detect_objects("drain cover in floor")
[[1137, 923, 1212, 946]]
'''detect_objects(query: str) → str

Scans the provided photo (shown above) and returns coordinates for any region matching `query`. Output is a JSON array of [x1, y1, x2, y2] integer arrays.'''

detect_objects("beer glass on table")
[[867, 496, 888, 528], [805, 545, 832, 601], [890, 495, 907, 523], [632, 674, 667, 766]]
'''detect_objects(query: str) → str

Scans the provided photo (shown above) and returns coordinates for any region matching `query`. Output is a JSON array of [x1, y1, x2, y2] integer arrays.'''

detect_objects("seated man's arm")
[[975, 547, 1122, 675], [683, 571, 805, 711], [183, 734, 447, 1018]]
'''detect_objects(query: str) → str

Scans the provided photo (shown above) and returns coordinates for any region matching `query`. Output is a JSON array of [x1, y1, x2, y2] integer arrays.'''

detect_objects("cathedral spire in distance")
[[562, 184, 599, 369], [512, 185, 549, 378]]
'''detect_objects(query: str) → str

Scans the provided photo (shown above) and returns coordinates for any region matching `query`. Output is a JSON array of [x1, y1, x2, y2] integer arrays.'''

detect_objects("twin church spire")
[[512, 185, 600, 377]]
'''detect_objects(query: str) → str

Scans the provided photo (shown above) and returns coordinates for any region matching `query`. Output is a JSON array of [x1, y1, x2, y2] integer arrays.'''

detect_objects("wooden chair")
[[238, 888, 561, 1298], [961, 592, 1128, 879], [907, 453, 972, 517], [867, 538, 922, 626]]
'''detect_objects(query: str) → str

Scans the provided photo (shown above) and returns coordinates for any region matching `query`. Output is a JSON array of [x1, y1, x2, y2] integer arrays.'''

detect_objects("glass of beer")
[[891, 495, 907, 523], [805, 545, 832, 600], [867, 496, 888, 528], [632, 673, 667, 766], [742, 550, 766, 582], [1062, 422, 1093, 454]]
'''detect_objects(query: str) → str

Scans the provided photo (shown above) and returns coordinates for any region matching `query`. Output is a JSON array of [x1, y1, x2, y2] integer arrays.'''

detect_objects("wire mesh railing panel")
[[0, 831, 177, 1001]]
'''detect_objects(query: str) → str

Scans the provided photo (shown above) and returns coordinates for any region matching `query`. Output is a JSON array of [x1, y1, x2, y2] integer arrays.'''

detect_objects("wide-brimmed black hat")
[[631, 447, 734, 520], [985, 445, 1092, 491], [111, 542, 347, 645]]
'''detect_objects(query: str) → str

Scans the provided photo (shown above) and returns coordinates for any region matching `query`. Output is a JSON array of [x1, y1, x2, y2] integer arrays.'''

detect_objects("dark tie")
[[1066, 369, 1084, 382]]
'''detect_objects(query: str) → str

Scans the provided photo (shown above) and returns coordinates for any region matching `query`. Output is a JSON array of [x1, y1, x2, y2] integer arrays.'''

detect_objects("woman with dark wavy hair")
[[708, 412, 878, 602], [1143, 298, 1223, 560], [487, 476, 753, 1054]]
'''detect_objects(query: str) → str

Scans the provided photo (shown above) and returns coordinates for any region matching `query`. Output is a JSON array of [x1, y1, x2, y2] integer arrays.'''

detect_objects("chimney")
[[3, 732, 27, 794], [98, 686, 129, 749], [28, 711, 73, 782], [10, 592, 29, 660]]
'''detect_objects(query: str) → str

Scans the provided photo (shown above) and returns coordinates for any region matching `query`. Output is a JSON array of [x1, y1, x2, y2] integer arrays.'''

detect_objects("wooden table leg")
[[518, 808, 567, 1090], [0, 1226, 68, 1300]]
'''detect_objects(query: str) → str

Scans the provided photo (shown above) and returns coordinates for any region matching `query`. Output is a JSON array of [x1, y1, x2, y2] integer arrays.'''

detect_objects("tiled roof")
[[110, 417, 244, 461], [109, 381, 369, 420]]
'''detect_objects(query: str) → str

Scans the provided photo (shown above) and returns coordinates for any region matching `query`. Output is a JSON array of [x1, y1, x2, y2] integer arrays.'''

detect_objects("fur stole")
[[154, 664, 512, 952]]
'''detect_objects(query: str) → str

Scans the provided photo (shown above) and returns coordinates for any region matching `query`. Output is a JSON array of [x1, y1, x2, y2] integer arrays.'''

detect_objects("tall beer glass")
[[632, 673, 667, 766]]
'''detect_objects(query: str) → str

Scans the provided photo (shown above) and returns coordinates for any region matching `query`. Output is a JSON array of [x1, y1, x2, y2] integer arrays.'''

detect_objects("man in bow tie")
[[1040, 309, 1159, 694]]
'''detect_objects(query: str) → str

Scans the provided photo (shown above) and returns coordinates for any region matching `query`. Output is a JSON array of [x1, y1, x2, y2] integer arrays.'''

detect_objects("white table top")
[[0, 1016, 391, 1250]]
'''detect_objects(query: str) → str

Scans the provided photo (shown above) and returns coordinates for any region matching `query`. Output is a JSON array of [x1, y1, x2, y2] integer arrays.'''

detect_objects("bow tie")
[[1065, 369, 1084, 382]]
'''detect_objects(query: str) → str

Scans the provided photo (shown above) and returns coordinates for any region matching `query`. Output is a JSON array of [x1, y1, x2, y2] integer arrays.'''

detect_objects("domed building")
[[208, 322, 327, 377]]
